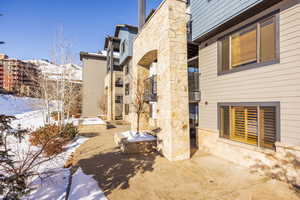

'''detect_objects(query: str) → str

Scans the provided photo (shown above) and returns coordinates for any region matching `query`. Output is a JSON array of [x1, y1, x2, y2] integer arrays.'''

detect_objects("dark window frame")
[[125, 83, 130, 96], [217, 12, 280, 76], [125, 104, 129, 115], [217, 102, 280, 150], [115, 95, 123, 104]]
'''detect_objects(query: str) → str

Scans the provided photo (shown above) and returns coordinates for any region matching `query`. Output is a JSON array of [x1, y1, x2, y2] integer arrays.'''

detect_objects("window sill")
[[218, 60, 279, 76], [217, 137, 276, 154]]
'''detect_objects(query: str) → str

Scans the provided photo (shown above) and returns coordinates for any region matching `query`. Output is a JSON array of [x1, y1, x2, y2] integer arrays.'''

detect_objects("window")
[[115, 95, 123, 104], [219, 103, 278, 149], [219, 15, 277, 73], [115, 77, 123, 87], [125, 83, 130, 95], [121, 40, 126, 54], [125, 104, 129, 115], [125, 64, 129, 75]]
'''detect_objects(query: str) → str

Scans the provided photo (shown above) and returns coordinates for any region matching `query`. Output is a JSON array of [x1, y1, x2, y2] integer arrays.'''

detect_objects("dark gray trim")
[[217, 102, 281, 147], [218, 60, 279, 76], [217, 12, 280, 76]]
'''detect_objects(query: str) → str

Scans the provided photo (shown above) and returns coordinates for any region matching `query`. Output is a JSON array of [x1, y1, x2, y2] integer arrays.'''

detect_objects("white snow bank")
[[22, 136, 89, 200], [0, 94, 45, 115], [11, 110, 45, 130], [24, 168, 69, 200], [121, 131, 156, 142], [69, 168, 107, 200], [80, 118, 106, 125]]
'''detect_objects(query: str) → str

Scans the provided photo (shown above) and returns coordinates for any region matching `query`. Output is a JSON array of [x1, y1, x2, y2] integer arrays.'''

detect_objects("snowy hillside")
[[27, 59, 82, 81]]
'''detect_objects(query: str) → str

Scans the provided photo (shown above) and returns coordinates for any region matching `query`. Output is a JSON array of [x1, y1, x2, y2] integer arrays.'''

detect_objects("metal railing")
[[188, 72, 201, 102], [144, 75, 157, 102]]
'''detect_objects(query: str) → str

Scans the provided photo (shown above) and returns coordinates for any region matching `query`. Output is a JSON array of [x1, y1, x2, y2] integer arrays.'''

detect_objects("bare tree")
[[49, 27, 81, 127], [98, 94, 107, 118], [130, 74, 149, 133]]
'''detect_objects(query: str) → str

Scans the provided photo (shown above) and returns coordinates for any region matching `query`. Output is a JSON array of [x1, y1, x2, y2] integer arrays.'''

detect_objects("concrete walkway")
[[73, 124, 300, 200]]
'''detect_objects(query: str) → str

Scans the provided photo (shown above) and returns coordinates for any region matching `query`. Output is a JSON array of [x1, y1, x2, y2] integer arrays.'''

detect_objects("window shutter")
[[232, 107, 246, 141], [221, 37, 230, 71], [260, 17, 276, 63], [260, 107, 276, 149], [246, 107, 258, 145], [231, 26, 257, 67], [231, 106, 258, 145], [220, 106, 230, 138]]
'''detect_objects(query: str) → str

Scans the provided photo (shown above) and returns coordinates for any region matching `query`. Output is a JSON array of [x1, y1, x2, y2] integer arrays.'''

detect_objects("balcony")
[[144, 75, 157, 102], [188, 72, 200, 102]]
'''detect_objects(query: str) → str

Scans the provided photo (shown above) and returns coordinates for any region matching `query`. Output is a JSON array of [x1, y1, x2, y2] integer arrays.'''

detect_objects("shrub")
[[29, 125, 63, 157], [29, 123, 78, 157], [50, 112, 60, 121], [61, 123, 78, 140]]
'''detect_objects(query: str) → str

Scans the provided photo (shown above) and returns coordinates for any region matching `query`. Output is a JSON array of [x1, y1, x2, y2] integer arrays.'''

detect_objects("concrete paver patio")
[[73, 124, 300, 200]]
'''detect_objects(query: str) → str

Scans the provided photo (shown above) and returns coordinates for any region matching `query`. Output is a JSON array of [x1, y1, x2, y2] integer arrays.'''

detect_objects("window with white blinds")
[[220, 105, 277, 149]]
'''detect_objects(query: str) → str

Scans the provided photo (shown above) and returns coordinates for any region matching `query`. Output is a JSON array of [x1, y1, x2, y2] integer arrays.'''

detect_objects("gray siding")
[[190, 0, 263, 41], [81, 57, 106, 117], [198, 3, 300, 146], [118, 29, 137, 65]]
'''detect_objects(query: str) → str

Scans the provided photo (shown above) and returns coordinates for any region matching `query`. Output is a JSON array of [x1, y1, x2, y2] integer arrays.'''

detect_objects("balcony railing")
[[144, 75, 157, 102], [188, 72, 200, 102]]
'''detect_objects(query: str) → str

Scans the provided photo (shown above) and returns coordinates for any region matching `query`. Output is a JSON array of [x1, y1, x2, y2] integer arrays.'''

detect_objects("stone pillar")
[[157, 0, 190, 161], [132, 0, 190, 161]]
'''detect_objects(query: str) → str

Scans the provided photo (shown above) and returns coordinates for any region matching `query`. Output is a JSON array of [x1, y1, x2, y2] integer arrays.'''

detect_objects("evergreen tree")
[[0, 115, 31, 200]]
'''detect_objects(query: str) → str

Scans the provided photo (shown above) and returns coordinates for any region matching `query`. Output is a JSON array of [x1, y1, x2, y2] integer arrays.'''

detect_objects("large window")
[[115, 95, 123, 104], [125, 83, 130, 95], [219, 15, 277, 73], [219, 103, 278, 149], [125, 104, 129, 115], [115, 77, 123, 87]]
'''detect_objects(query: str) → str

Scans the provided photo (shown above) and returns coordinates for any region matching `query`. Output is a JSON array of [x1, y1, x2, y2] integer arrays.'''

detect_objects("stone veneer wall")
[[198, 129, 300, 187], [132, 0, 190, 161]]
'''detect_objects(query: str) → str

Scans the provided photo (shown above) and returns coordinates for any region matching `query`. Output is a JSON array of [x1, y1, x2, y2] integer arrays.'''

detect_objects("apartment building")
[[192, 0, 300, 167], [80, 51, 107, 118], [0, 64, 3, 89], [114, 24, 138, 122], [131, 0, 300, 172], [104, 36, 124, 120], [0, 55, 40, 96]]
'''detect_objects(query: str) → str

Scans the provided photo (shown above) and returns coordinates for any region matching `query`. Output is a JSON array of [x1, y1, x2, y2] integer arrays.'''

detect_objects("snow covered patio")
[[72, 124, 300, 200]]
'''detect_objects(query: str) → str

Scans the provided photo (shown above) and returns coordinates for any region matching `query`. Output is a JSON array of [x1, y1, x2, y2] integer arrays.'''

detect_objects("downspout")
[[110, 41, 114, 120], [138, 0, 146, 31]]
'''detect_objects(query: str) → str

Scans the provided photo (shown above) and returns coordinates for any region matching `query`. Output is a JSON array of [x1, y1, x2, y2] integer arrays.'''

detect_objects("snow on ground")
[[69, 168, 107, 200], [0, 94, 107, 200], [80, 117, 106, 125], [23, 136, 89, 200], [121, 131, 156, 142], [0, 94, 45, 116], [11, 110, 45, 130], [27, 60, 82, 81]]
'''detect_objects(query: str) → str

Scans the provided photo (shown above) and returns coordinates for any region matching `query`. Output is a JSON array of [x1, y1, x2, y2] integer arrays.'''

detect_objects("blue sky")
[[0, 0, 162, 64]]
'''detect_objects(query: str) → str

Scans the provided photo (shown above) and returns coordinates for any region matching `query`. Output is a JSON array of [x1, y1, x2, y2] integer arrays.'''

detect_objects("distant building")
[[0, 55, 41, 96], [0, 54, 8, 60], [104, 36, 123, 120], [0, 64, 3, 89], [80, 51, 107, 118], [114, 24, 138, 122]]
